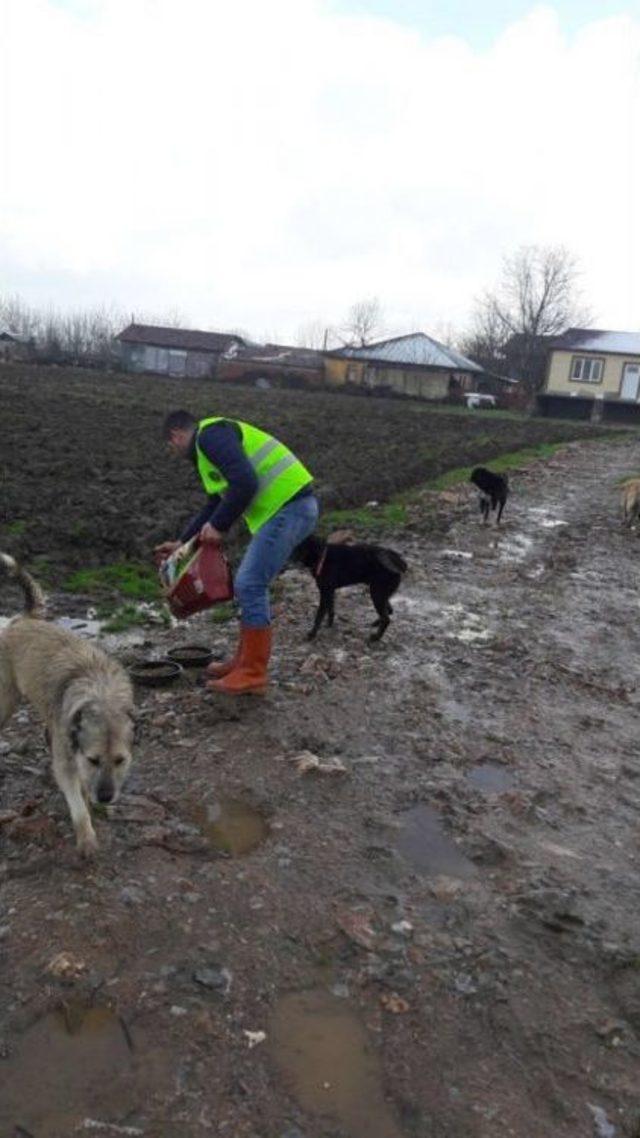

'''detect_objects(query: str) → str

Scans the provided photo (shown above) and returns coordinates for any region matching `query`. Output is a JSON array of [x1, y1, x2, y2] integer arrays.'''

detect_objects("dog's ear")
[[68, 700, 97, 751], [69, 706, 84, 752]]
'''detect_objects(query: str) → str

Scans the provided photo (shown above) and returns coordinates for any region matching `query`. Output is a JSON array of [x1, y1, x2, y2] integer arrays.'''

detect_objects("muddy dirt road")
[[2, 436, 640, 1137]]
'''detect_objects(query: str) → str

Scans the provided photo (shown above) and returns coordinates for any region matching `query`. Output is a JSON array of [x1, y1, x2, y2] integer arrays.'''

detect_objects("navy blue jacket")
[[180, 422, 258, 541]]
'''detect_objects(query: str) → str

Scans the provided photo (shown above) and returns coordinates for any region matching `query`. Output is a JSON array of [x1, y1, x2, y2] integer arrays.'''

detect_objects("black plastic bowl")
[[166, 644, 214, 669], [129, 660, 183, 687]]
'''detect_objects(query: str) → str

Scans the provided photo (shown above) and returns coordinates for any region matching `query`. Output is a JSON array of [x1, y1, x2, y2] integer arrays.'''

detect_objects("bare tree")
[[431, 320, 462, 351], [471, 245, 591, 392], [132, 306, 187, 329], [0, 295, 131, 364], [0, 294, 39, 338], [460, 301, 507, 375], [342, 297, 385, 347], [295, 319, 338, 351]]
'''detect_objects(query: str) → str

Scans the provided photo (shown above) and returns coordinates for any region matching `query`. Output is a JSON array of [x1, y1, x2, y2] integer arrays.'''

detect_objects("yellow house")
[[325, 332, 483, 401], [541, 328, 640, 421]]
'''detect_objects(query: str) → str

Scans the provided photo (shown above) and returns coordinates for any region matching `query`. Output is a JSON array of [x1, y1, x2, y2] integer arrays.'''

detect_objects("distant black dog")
[[470, 467, 509, 524], [292, 535, 408, 642]]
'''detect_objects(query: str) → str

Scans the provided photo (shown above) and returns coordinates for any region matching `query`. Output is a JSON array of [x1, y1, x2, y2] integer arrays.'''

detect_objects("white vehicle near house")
[[465, 392, 497, 410]]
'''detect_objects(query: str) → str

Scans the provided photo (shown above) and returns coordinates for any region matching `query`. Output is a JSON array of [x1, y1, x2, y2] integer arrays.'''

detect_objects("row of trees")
[[0, 297, 186, 366], [1, 245, 590, 392]]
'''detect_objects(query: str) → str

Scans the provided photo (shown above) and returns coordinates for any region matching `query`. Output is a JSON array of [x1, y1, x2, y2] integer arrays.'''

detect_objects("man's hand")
[[200, 523, 224, 545], [154, 540, 181, 565]]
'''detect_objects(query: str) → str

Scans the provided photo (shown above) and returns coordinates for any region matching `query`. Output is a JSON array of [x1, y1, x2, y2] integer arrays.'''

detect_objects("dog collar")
[[315, 549, 328, 579]]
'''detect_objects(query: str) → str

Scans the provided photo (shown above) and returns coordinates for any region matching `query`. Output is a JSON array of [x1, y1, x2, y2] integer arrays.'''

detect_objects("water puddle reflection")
[[271, 990, 402, 1138], [528, 508, 568, 529], [498, 534, 534, 563], [0, 1003, 135, 1136], [467, 764, 514, 793], [397, 805, 476, 879], [193, 797, 269, 855]]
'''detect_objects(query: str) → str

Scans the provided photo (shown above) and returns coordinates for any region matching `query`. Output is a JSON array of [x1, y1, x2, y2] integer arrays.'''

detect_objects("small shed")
[[115, 323, 245, 379], [326, 333, 483, 401], [0, 329, 35, 362], [217, 342, 324, 387]]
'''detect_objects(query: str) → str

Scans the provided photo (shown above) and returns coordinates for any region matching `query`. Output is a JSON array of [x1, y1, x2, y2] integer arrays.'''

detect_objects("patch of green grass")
[[321, 502, 408, 534], [318, 435, 623, 537], [5, 519, 27, 536], [101, 602, 170, 632], [30, 557, 55, 584], [63, 561, 159, 600], [418, 403, 533, 422], [209, 602, 236, 624], [616, 472, 640, 486], [424, 442, 564, 492]]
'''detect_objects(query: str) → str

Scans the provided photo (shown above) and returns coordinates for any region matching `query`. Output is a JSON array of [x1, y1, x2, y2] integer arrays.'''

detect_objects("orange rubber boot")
[[205, 630, 243, 679], [208, 627, 272, 695]]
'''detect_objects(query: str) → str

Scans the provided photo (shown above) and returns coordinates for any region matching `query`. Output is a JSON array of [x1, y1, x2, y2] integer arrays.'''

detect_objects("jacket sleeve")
[[179, 496, 221, 543], [196, 422, 259, 533]]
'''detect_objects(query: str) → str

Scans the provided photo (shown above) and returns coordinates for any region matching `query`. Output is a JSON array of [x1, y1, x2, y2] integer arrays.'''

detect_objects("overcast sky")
[[1, 0, 639, 342]]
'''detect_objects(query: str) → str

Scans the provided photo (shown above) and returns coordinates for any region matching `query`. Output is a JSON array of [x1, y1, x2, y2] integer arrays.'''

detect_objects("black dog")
[[292, 535, 408, 642], [470, 467, 509, 524]]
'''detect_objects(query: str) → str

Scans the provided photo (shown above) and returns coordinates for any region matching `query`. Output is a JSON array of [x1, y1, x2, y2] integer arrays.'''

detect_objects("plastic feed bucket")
[[165, 544, 233, 619]]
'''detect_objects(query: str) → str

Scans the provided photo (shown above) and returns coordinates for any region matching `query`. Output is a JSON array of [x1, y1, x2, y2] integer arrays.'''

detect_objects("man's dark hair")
[[162, 409, 197, 439]]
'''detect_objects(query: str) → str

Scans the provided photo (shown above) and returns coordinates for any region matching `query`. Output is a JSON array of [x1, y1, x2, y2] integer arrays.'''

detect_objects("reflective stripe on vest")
[[195, 417, 313, 534]]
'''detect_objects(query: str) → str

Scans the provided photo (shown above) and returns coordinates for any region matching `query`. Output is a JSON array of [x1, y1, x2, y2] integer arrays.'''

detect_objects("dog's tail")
[[376, 549, 408, 575], [0, 552, 47, 619]]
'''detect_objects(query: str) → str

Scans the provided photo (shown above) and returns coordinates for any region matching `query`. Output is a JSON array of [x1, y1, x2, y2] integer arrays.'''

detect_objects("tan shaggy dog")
[[620, 478, 640, 528], [0, 553, 135, 856]]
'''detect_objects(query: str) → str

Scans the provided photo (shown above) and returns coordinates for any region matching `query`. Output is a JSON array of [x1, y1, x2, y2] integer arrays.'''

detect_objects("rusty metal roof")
[[221, 342, 324, 369], [115, 323, 244, 353], [335, 333, 482, 372]]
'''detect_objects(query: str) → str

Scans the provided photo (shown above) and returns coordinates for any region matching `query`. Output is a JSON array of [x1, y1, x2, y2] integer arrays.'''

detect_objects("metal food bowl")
[[129, 660, 183, 687], [166, 644, 214, 669]]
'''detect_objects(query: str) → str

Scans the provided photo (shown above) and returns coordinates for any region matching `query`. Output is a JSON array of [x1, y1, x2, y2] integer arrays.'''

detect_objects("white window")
[[168, 349, 187, 377], [571, 356, 603, 383], [144, 346, 169, 371]]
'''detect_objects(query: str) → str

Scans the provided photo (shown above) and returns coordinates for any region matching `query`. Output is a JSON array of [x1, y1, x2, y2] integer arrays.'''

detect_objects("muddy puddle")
[[0, 1003, 138, 1135], [528, 507, 568, 529], [497, 533, 534, 562], [193, 796, 269, 855], [56, 614, 105, 637], [441, 603, 492, 645], [0, 611, 155, 650], [466, 763, 514, 793], [397, 804, 477, 878], [271, 990, 403, 1138]]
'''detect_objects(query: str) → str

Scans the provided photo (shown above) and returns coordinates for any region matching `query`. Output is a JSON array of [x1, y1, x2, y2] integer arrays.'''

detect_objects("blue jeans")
[[234, 494, 319, 627]]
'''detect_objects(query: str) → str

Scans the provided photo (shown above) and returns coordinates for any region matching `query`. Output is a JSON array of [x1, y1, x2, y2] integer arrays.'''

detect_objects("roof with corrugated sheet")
[[548, 328, 640, 355], [335, 332, 482, 372]]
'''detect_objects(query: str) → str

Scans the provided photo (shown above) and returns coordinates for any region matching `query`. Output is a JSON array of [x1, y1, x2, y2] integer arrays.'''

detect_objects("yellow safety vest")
[[195, 416, 313, 534]]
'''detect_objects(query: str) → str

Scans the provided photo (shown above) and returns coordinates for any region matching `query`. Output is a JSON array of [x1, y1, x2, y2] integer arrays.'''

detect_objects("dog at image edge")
[[620, 477, 640, 528], [292, 534, 408, 642], [470, 466, 509, 524], [0, 553, 135, 856]]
